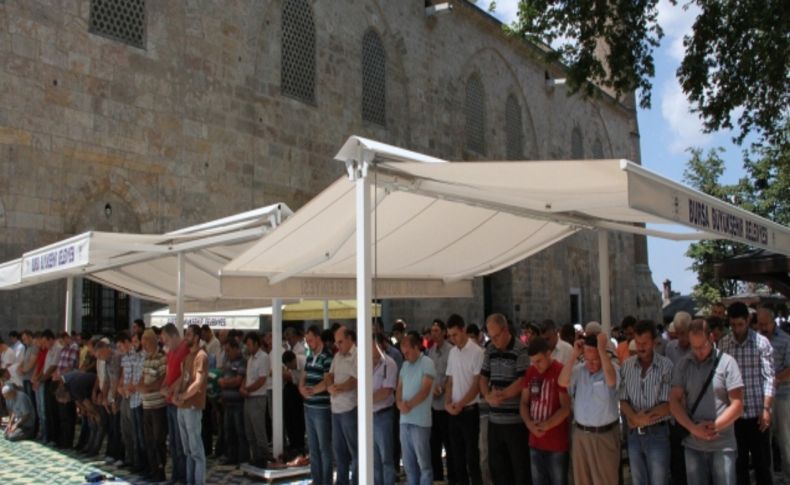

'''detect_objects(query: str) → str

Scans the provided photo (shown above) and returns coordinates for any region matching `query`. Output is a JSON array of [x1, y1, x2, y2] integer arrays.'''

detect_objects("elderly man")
[[559, 330, 620, 485], [619, 320, 673, 485], [719, 302, 775, 485], [758, 306, 790, 485], [665, 311, 692, 485], [670, 318, 743, 485], [3, 384, 34, 441], [328, 327, 359, 485], [479, 313, 531, 485]]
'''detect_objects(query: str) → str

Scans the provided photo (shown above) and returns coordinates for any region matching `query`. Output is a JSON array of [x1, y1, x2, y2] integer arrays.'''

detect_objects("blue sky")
[[489, 0, 750, 295]]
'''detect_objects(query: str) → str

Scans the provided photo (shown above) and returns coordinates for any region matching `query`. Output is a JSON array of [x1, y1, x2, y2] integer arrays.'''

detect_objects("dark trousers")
[[23, 380, 38, 436], [143, 406, 168, 481], [202, 399, 214, 456], [431, 408, 455, 482], [87, 411, 106, 455], [488, 421, 531, 485], [131, 406, 147, 469], [284, 382, 305, 453], [670, 422, 688, 485], [75, 415, 90, 450], [448, 405, 483, 485], [45, 380, 60, 443], [223, 401, 249, 463], [56, 400, 76, 448], [735, 417, 773, 485], [105, 406, 123, 460]]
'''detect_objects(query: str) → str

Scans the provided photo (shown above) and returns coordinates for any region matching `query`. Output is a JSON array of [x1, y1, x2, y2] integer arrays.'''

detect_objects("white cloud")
[[660, 78, 712, 153], [657, 0, 700, 62], [489, 0, 520, 24]]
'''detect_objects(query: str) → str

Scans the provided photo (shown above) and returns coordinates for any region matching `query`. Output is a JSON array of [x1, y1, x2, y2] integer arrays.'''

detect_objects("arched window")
[[281, 0, 315, 104], [592, 137, 604, 159], [571, 126, 584, 159], [505, 94, 523, 159], [465, 75, 485, 154], [361, 30, 386, 126]]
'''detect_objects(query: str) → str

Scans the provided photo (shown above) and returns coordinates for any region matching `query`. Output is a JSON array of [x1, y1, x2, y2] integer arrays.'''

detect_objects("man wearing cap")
[[619, 320, 673, 485], [3, 384, 34, 441], [559, 330, 620, 485]]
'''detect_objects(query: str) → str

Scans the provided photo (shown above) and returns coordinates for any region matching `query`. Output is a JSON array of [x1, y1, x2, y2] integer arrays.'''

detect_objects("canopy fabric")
[[222, 136, 790, 299], [0, 204, 292, 307], [282, 299, 381, 321]]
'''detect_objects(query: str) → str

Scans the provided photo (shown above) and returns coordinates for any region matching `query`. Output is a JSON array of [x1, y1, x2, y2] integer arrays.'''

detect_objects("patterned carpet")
[[0, 438, 310, 484]]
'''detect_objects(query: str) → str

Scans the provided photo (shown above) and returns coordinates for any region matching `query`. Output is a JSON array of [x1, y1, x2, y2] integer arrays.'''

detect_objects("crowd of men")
[[0, 302, 789, 485]]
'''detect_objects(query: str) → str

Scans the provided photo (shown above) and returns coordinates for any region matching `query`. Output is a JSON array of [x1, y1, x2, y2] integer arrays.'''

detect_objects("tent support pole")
[[272, 297, 284, 459], [353, 154, 374, 485], [323, 299, 330, 329], [176, 252, 185, 336], [64, 276, 74, 333], [598, 230, 611, 333]]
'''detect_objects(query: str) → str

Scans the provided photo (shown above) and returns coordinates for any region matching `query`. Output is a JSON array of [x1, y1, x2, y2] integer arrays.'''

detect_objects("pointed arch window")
[[465, 75, 486, 154], [505, 94, 524, 159]]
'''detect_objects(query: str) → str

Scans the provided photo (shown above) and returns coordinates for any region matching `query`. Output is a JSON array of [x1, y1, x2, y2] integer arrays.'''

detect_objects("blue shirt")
[[399, 354, 436, 428], [569, 362, 620, 426], [7, 391, 34, 432]]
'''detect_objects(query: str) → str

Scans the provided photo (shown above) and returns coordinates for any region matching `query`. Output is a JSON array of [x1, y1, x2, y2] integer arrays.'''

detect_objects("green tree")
[[502, 0, 790, 147]]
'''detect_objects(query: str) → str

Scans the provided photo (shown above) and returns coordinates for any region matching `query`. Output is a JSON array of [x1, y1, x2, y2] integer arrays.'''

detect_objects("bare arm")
[[715, 387, 744, 431], [406, 375, 434, 409]]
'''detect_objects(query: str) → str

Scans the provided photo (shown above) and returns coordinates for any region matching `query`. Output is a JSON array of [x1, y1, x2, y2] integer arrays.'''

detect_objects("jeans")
[[223, 401, 248, 463], [178, 407, 206, 485], [305, 405, 333, 485], [35, 382, 47, 440], [488, 421, 531, 485], [628, 423, 671, 485], [734, 417, 773, 485], [670, 423, 688, 485], [167, 404, 187, 481], [374, 407, 395, 485], [448, 405, 483, 485], [684, 447, 737, 485], [143, 406, 167, 481], [332, 408, 358, 485], [401, 423, 433, 485], [23, 380, 37, 436], [530, 448, 568, 485], [775, 396, 790, 485]]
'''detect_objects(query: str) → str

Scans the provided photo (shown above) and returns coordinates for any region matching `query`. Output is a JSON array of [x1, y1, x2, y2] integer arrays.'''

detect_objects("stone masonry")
[[0, 0, 661, 333]]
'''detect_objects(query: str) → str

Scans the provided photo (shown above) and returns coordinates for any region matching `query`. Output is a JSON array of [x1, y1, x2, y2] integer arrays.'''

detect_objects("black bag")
[[676, 349, 721, 440]]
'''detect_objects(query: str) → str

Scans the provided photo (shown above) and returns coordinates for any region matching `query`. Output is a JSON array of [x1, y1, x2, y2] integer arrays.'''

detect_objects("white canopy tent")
[[0, 203, 293, 331], [221, 136, 790, 483]]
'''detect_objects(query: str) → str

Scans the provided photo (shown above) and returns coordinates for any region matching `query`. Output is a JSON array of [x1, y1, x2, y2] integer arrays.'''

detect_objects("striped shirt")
[[304, 345, 333, 409], [56, 343, 79, 374], [618, 353, 673, 423], [719, 329, 775, 418], [768, 328, 790, 398], [480, 336, 529, 424], [141, 351, 167, 410], [121, 349, 146, 408]]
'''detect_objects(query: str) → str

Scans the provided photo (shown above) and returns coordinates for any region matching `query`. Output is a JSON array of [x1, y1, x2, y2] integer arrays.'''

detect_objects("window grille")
[[571, 126, 584, 159], [465, 75, 485, 154], [505, 94, 523, 159], [361, 30, 386, 126], [592, 138, 604, 159], [281, 0, 316, 104], [89, 0, 146, 49]]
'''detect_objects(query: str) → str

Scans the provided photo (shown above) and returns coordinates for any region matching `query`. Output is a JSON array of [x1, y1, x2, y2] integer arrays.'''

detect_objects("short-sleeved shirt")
[[373, 354, 397, 412], [178, 349, 208, 410], [63, 370, 97, 401], [551, 340, 573, 365], [245, 349, 270, 397], [142, 351, 167, 409], [21, 345, 38, 381], [221, 356, 247, 403], [164, 341, 190, 403], [769, 328, 790, 399], [44, 343, 62, 373], [618, 353, 673, 422], [329, 345, 358, 414], [399, 354, 436, 428], [671, 350, 743, 452], [569, 362, 621, 426], [480, 336, 530, 424], [304, 346, 333, 409], [428, 341, 453, 410], [665, 340, 690, 366], [446, 340, 484, 405], [121, 350, 146, 408], [56, 343, 79, 374], [524, 360, 569, 452], [7, 391, 34, 432]]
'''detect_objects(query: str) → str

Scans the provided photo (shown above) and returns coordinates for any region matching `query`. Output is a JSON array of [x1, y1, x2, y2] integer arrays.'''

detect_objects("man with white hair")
[[665, 311, 693, 485], [3, 384, 34, 441], [665, 312, 692, 366]]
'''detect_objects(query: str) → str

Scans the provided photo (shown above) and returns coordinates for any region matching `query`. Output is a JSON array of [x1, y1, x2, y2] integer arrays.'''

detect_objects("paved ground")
[[0, 437, 310, 484]]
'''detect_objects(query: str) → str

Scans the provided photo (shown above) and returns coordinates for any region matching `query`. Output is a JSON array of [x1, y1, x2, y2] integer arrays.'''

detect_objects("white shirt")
[[551, 339, 573, 365], [12, 341, 25, 364], [292, 339, 307, 370], [245, 349, 270, 397], [329, 345, 358, 414], [43, 342, 62, 372], [446, 340, 485, 405], [1, 348, 15, 370], [204, 337, 221, 366]]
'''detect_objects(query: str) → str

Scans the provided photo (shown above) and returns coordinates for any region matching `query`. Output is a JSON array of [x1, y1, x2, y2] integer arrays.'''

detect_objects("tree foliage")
[[505, 0, 790, 147]]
